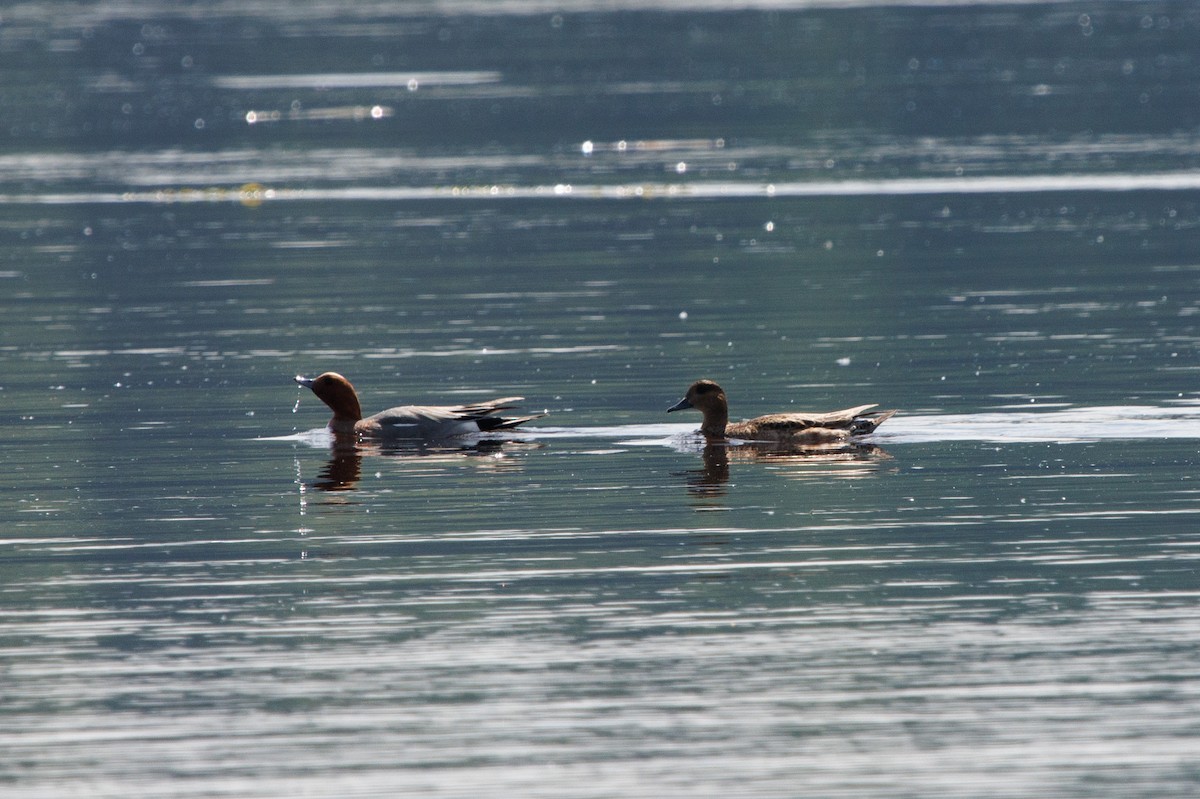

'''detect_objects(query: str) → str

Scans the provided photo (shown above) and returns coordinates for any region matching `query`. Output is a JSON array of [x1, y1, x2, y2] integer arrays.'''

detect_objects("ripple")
[[211, 70, 502, 90], [8, 172, 1200, 206], [883, 404, 1200, 443]]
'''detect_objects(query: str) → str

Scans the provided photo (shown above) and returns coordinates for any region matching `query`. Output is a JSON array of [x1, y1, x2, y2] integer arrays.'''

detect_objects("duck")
[[667, 379, 895, 443], [295, 372, 543, 440]]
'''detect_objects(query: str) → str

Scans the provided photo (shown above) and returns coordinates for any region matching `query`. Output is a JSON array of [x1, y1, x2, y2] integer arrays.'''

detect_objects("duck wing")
[[363, 398, 543, 438], [783, 404, 879, 427], [364, 405, 480, 438], [750, 404, 875, 428], [448, 396, 526, 417], [734, 405, 895, 438]]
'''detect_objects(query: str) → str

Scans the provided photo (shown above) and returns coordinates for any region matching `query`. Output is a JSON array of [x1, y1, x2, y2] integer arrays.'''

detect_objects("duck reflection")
[[684, 444, 730, 498], [304, 437, 536, 492], [680, 440, 892, 498], [311, 447, 363, 491]]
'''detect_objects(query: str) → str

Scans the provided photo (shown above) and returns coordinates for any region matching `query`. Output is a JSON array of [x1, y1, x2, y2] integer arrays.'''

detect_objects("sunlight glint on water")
[[3, 2, 1200, 798]]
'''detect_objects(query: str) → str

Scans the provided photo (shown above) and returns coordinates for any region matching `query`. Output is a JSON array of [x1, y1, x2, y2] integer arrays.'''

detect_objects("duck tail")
[[477, 413, 546, 432], [852, 408, 897, 435]]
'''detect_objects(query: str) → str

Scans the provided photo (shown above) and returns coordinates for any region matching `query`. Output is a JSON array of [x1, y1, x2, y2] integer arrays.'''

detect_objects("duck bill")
[[666, 396, 693, 413], [294, 375, 315, 389]]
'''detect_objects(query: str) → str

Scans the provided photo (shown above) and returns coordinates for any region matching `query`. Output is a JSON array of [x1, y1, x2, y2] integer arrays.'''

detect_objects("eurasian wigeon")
[[667, 379, 895, 443], [295, 372, 543, 440]]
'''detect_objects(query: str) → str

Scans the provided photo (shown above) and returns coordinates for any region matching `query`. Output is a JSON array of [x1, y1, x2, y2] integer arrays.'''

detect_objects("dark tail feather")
[[477, 413, 545, 432]]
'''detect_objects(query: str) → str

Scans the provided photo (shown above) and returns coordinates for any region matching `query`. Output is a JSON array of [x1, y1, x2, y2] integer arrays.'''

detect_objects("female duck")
[[295, 372, 542, 440], [667, 379, 894, 443]]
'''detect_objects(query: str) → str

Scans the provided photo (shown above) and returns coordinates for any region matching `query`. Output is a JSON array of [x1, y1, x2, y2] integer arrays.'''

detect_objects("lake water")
[[4, 2, 1200, 796]]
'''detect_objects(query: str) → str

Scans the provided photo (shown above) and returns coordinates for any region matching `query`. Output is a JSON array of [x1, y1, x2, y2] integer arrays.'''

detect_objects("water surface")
[[4, 2, 1200, 797]]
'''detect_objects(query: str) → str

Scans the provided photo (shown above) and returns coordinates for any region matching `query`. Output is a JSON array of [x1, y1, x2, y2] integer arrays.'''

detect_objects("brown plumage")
[[295, 372, 542, 440], [667, 379, 895, 443]]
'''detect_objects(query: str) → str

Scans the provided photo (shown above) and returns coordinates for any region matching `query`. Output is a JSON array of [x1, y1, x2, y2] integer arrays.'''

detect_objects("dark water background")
[[4, 2, 1200, 796]]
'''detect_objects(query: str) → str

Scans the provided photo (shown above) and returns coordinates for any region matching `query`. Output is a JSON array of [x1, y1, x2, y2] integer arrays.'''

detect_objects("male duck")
[[295, 372, 542, 440], [667, 379, 895, 443]]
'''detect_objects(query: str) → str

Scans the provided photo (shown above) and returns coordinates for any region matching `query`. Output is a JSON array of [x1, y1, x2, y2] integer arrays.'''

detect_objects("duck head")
[[295, 372, 363, 422], [667, 379, 729, 438]]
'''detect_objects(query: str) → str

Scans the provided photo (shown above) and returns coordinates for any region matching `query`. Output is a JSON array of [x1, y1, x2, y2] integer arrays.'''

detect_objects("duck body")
[[295, 372, 541, 440], [668, 379, 895, 443]]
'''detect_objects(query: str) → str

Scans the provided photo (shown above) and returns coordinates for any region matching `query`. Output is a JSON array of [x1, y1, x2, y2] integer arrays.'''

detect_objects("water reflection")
[[309, 447, 362, 491], [679, 440, 894, 499], [298, 435, 536, 492]]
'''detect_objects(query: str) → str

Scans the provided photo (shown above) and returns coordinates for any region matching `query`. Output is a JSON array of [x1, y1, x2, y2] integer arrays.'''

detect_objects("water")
[[4, 2, 1200, 796]]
